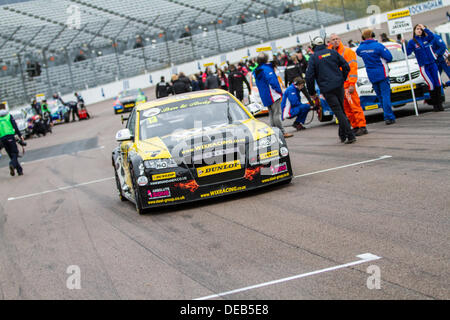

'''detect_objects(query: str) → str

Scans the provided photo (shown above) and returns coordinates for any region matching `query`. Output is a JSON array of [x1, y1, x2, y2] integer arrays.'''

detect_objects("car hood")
[[135, 119, 275, 161]]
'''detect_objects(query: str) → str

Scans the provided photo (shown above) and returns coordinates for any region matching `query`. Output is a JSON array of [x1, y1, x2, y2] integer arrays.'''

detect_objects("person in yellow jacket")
[[0, 103, 24, 176], [329, 33, 368, 136]]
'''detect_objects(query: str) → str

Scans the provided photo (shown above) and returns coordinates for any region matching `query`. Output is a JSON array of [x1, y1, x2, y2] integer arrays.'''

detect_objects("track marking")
[[7, 156, 392, 201], [7, 177, 114, 201], [195, 253, 381, 300], [293, 155, 392, 179]]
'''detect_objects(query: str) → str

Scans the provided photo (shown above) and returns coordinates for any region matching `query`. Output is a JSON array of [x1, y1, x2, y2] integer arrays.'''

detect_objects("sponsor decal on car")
[[391, 83, 416, 93], [270, 162, 288, 175], [259, 150, 279, 160], [125, 103, 135, 108], [200, 186, 246, 198], [142, 108, 161, 117], [182, 138, 246, 155], [365, 104, 379, 110], [261, 172, 290, 183], [148, 196, 185, 205], [244, 166, 262, 181], [174, 180, 200, 193], [149, 176, 187, 186], [148, 187, 171, 199], [152, 172, 177, 181], [197, 160, 241, 178], [208, 95, 229, 103]]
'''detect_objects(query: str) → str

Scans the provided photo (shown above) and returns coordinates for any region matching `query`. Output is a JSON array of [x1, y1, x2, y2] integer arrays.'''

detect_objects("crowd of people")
[[2, 21, 449, 178]]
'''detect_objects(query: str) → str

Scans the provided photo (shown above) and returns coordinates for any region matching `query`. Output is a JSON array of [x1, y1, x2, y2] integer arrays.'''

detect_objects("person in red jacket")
[[329, 33, 368, 136]]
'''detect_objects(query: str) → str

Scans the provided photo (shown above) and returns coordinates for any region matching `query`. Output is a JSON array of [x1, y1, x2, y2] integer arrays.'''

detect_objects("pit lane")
[[0, 88, 449, 300]]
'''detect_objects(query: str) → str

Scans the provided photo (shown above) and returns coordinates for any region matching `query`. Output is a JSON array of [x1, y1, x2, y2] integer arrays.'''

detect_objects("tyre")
[[130, 168, 145, 215]]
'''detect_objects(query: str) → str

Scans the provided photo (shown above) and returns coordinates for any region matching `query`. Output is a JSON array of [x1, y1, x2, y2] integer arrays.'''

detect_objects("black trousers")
[[233, 90, 244, 102], [71, 106, 79, 121], [322, 87, 355, 140], [1, 135, 22, 173]]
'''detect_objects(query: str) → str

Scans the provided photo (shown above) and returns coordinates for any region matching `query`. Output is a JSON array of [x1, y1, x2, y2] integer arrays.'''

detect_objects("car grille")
[[389, 70, 420, 84]]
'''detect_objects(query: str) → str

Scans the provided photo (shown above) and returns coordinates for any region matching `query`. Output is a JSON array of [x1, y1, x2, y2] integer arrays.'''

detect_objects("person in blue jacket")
[[281, 77, 315, 131], [253, 53, 292, 138], [431, 33, 450, 88], [404, 24, 444, 112], [357, 29, 396, 124]]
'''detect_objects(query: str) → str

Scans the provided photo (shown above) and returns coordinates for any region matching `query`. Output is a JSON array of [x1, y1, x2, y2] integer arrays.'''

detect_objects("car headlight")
[[357, 77, 370, 87], [144, 158, 178, 169], [253, 135, 278, 151]]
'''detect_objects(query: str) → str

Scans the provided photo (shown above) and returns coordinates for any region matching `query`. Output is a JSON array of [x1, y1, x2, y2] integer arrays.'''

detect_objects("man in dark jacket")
[[0, 103, 24, 176], [284, 55, 304, 87], [178, 72, 192, 92], [228, 64, 251, 102], [306, 37, 355, 144], [156, 76, 170, 98], [171, 75, 190, 95], [205, 71, 220, 89]]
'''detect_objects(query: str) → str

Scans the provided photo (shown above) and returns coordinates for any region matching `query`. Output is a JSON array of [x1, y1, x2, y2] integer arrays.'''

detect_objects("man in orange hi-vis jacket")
[[329, 33, 368, 136]]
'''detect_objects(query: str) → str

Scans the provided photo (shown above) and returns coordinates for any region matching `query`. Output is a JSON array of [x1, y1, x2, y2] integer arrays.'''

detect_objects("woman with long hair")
[[217, 68, 229, 90], [404, 24, 444, 111]]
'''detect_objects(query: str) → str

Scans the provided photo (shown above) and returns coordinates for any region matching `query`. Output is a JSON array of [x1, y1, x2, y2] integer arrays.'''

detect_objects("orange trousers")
[[344, 88, 366, 129]]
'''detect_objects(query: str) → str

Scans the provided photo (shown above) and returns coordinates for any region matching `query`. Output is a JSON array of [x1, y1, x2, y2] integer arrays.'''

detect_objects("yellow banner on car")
[[197, 160, 241, 178], [260, 150, 279, 160], [152, 172, 176, 181], [392, 83, 416, 93]]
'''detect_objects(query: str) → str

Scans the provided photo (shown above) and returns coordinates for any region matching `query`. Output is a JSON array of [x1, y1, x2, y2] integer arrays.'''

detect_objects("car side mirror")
[[116, 128, 133, 142]]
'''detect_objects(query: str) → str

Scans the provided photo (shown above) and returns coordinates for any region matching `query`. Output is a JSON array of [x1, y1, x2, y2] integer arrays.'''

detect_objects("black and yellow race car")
[[112, 89, 293, 214], [113, 89, 147, 114]]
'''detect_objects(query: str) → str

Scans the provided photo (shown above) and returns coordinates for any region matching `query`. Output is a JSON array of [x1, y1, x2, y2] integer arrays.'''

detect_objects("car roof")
[[136, 89, 230, 111]]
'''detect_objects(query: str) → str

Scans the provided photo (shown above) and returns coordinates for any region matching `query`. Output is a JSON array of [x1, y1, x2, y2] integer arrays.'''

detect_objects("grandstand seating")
[[0, 0, 347, 107]]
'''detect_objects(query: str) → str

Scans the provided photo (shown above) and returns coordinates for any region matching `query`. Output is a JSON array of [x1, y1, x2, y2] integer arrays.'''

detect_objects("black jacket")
[[205, 74, 219, 89], [305, 44, 350, 95], [228, 70, 250, 94], [171, 80, 190, 95], [284, 61, 303, 87], [156, 81, 170, 98]]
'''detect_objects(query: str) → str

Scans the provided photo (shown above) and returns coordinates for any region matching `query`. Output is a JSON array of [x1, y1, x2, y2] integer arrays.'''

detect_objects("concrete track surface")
[[0, 82, 449, 300]]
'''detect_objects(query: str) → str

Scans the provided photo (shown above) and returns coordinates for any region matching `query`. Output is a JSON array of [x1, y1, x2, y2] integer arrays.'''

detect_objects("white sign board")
[[387, 9, 413, 35]]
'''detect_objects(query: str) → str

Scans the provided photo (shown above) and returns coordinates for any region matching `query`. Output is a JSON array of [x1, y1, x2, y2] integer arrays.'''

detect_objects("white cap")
[[313, 37, 324, 46]]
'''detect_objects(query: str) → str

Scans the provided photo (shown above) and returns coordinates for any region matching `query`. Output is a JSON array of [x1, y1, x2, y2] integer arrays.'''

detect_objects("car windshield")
[[119, 89, 140, 99], [356, 45, 415, 69], [139, 95, 250, 140]]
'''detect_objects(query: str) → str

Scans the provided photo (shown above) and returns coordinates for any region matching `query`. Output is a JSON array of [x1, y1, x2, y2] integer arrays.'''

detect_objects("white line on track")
[[293, 155, 392, 179], [7, 177, 114, 201], [7, 155, 392, 201], [195, 253, 381, 300]]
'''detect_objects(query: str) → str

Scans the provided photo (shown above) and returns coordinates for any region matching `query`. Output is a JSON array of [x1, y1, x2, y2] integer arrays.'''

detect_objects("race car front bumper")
[[134, 156, 293, 210]]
